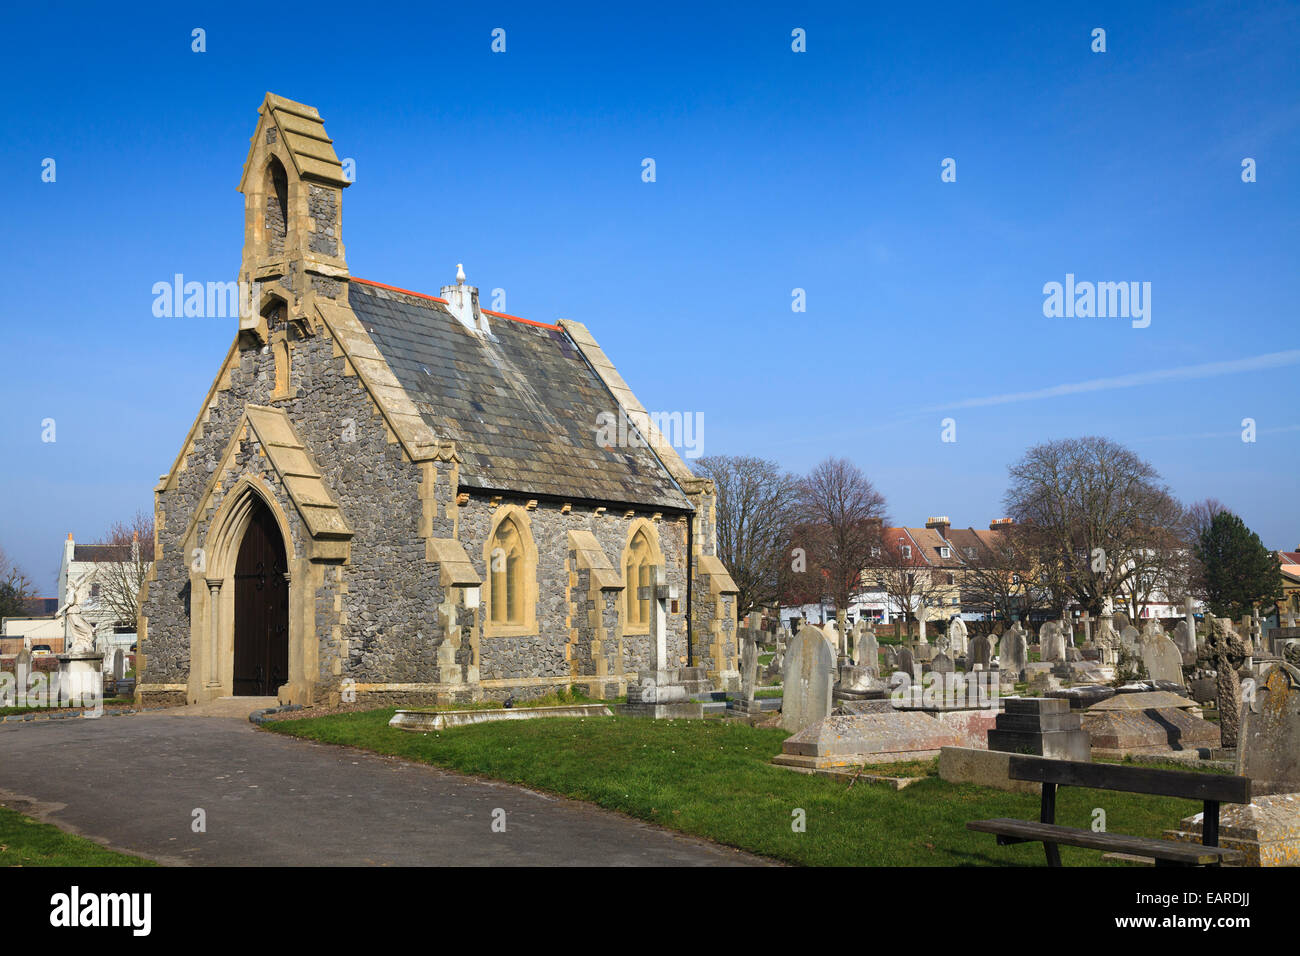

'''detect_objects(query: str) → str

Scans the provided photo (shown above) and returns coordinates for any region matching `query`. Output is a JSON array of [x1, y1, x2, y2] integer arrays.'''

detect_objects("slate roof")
[[347, 280, 692, 511], [72, 544, 121, 563]]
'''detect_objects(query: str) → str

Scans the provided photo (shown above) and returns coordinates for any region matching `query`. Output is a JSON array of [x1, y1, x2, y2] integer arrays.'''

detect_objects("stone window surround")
[[620, 518, 665, 638], [481, 504, 539, 639], [488, 514, 526, 627]]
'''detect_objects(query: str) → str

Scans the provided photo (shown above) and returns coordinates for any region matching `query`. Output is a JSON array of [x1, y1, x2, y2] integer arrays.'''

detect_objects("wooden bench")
[[967, 755, 1251, 867]]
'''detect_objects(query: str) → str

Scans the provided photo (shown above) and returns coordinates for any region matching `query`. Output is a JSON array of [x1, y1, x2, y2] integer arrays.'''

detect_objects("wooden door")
[[233, 503, 289, 696]]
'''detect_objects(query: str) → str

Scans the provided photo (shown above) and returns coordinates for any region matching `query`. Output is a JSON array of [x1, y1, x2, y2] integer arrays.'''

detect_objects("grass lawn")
[[266, 709, 1200, 866], [0, 805, 155, 867]]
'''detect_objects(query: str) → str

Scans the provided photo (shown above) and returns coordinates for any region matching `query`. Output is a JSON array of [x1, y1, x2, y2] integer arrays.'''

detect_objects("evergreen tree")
[[1194, 512, 1283, 618]]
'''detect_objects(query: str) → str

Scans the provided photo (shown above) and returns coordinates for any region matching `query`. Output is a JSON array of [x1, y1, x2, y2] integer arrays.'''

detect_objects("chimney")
[[926, 516, 951, 539], [442, 263, 490, 335], [990, 518, 1014, 531]]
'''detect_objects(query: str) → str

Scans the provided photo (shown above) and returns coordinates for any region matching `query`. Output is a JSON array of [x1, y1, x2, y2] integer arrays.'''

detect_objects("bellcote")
[[441, 264, 490, 335], [237, 93, 351, 343]]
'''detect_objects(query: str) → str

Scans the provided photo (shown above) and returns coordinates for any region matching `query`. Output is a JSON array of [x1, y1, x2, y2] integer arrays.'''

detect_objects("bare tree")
[[795, 458, 888, 614], [694, 455, 801, 616], [870, 532, 946, 627], [959, 526, 1043, 624], [94, 511, 155, 629], [1004, 437, 1185, 616], [1118, 518, 1194, 620], [1184, 497, 1231, 606], [1187, 498, 1230, 539], [0, 546, 37, 622]]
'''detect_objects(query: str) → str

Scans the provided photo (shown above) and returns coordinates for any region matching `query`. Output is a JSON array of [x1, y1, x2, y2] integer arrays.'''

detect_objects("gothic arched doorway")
[[232, 499, 289, 696]]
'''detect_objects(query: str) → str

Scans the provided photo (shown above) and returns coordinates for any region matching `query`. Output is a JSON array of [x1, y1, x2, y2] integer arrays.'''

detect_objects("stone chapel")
[[137, 93, 738, 708]]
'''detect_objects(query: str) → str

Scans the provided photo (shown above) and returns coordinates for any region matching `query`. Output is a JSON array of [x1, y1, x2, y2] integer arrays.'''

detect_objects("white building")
[[55, 533, 142, 656]]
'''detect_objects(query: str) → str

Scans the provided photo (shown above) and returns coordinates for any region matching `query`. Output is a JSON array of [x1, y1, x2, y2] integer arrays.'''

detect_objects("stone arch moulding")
[[621, 517, 665, 636], [482, 503, 539, 639], [184, 406, 353, 707], [188, 475, 298, 705]]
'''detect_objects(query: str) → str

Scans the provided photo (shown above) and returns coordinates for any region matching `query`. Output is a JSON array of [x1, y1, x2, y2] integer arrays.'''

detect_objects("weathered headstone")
[[1201, 617, 1249, 749], [739, 630, 759, 703], [1001, 626, 1029, 680], [895, 645, 916, 680], [1119, 624, 1140, 650], [929, 651, 954, 675], [780, 625, 836, 733], [854, 624, 879, 674], [1039, 621, 1065, 663], [1139, 626, 1185, 689], [947, 616, 968, 656], [823, 618, 843, 658], [1095, 615, 1120, 666], [1172, 619, 1196, 665], [989, 628, 1005, 660], [882, 644, 899, 672], [1238, 663, 1300, 795], [968, 634, 991, 670]]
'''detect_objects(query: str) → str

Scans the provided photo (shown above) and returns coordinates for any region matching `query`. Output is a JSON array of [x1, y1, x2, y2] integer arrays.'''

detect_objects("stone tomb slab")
[[391, 703, 613, 731], [1085, 691, 1198, 712], [1082, 707, 1220, 755], [1048, 685, 1117, 709], [772, 709, 998, 769]]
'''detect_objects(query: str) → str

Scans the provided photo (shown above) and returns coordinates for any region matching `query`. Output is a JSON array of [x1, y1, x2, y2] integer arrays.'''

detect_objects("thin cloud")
[[922, 350, 1300, 412], [1134, 423, 1300, 442]]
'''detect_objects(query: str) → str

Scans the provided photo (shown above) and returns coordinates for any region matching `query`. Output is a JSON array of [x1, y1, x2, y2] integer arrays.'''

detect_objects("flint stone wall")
[[143, 322, 694, 704]]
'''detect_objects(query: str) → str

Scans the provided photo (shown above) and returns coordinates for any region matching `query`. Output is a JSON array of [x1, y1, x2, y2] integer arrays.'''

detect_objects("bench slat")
[[968, 818, 1244, 865], [1006, 756, 1251, 804]]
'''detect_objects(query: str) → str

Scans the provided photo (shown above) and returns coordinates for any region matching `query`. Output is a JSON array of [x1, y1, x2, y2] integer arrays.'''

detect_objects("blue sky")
[[1, 1, 1297, 592]]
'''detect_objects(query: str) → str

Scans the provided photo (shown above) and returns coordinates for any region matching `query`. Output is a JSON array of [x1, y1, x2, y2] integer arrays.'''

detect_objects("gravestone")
[[1095, 616, 1120, 666], [989, 628, 1004, 660], [855, 625, 879, 675], [1139, 628, 1185, 689], [1119, 624, 1140, 650], [1039, 621, 1065, 663], [764, 647, 785, 681], [929, 651, 954, 675], [947, 616, 969, 656], [1000, 626, 1029, 681], [739, 629, 759, 704], [895, 645, 916, 680], [823, 618, 843, 658], [111, 649, 125, 681], [1238, 663, 1300, 795], [987, 697, 1090, 761], [1201, 617, 1250, 749], [1172, 620, 1196, 665], [781, 625, 836, 733], [968, 634, 991, 670], [882, 645, 899, 672]]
